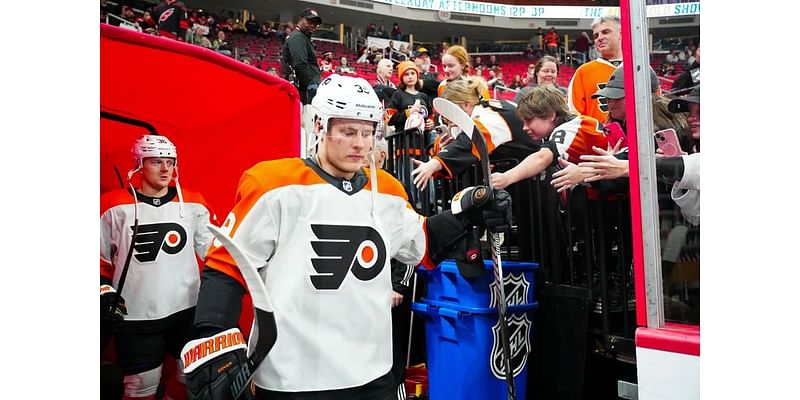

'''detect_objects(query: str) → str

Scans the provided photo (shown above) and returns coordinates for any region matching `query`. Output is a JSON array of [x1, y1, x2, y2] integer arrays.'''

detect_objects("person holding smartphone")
[[549, 64, 690, 192]]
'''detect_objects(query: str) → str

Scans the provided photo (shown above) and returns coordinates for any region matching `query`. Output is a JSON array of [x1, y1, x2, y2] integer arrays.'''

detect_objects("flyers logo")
[[309, 224, 386, 290], [131, 222, 188, 262], [159, 8, 174, 23], [596, 82, 609, 113]]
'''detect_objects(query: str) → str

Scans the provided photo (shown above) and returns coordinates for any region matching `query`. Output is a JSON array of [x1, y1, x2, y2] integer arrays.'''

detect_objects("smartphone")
[[602, 122, 627, 149], [654, 128, 681, 157]]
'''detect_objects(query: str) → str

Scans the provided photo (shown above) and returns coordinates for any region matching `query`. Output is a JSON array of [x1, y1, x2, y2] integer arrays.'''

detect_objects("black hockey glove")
[[100, 284, 127, 332], [451, 186, 512, 234], [182, 328, 253, 400]]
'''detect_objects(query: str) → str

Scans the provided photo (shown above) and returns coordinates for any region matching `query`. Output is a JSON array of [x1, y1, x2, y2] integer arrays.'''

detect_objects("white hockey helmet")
[[130, 134, 178, 172], [311, 74, 383, 135]]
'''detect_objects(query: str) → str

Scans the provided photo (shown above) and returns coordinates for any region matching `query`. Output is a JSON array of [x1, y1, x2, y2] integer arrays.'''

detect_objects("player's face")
[[606, 97, 626, 120], [536, 61, 558, 85], [402, 69, 419, 88], [140, 157, 175, 194], [593, 22, 621, 58], [522, 113, 556, 141], [687, 103, 700, 139], [442, 55, 463, 80], [321, 118, 374, 178]]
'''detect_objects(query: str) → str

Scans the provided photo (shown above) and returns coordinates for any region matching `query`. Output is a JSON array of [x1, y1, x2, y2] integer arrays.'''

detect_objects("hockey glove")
[[182, 328, 253, 400], [450, 186, 512, 234], [100, 284, 127, 332]]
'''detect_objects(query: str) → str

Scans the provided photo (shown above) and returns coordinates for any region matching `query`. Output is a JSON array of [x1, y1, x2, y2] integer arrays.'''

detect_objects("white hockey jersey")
[[205, 158, 432, 392], [100, 186, 215, 321]]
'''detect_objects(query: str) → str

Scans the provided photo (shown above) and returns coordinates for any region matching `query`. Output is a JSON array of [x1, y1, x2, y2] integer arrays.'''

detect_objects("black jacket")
[[281, 30, 320, 90]]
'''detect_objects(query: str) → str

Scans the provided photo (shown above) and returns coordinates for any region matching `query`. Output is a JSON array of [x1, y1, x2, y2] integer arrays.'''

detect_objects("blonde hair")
[[444, 45, 471, 75], [441, 77, 489, 105], [517, 86, 574, 125]]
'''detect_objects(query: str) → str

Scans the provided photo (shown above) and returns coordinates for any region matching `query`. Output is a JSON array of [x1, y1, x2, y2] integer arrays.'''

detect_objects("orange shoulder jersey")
[[204, 157, 433, 392], [548, 115, 608, 164], [100, 186, 216, 321], [567, 58, 620, 122], [433, 99, 550, 179]]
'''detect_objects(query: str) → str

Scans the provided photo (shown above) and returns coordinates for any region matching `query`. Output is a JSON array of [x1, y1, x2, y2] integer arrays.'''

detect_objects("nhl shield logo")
[[490, 313, 532, 380], [489, 273, 530, 307]]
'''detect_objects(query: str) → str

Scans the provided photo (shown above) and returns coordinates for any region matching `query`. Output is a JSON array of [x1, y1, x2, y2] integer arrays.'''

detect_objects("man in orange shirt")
[[567, 15, 623, 122]]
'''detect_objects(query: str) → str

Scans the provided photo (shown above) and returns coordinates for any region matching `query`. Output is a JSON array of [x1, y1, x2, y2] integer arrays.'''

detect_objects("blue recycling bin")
[[412, 299, 538, 400], [417, 259, 539, 307]]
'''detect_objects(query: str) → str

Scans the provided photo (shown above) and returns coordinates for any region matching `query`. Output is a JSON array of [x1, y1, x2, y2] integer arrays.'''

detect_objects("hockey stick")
[[433, 97, 516, 400], [207, 224, 278, 400]]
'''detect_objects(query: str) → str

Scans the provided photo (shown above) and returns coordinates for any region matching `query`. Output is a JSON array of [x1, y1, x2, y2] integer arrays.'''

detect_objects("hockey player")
[[567, 15, 623, 122], [100, 134, 216, 400], [181, 74, 511, 400]]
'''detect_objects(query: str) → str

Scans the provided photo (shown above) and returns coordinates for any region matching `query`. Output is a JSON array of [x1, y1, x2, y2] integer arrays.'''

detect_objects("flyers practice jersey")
[[567, 58, 620, 122], [549, 115, 608, 164], [100, 187, 215, 321], [204, 158, 430, 392]]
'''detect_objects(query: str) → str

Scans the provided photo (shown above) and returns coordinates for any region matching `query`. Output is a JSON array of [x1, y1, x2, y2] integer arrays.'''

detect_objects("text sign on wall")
[[373, 0, 699, 19]]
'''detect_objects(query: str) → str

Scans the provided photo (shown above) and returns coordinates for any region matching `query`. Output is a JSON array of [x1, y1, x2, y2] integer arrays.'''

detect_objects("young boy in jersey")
[[182, 74, 511, 400], [491, 86, 607, 190], [100, 134, 216, 400]]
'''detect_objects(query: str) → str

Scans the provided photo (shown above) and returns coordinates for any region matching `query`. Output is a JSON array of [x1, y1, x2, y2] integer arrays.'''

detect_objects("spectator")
[[487, 69, 507, 89], [514, 55, 564, 103], [509, 74, 523, 90], [491, 86, 606, 190], [384, 40, 396, 60], [411, 77, 558, 190], [212, 31, 233, 56], [665, 49, 679, 64], [391, 22, 402, 41], [412, 47, 440, 100], [573, 31, 592, 61], [356, 47, 370, 64], [377, 25, 388, 38], [121, 6, 136, 24], [438, 45, 489, 99], [386, 61, 434, 134], [266, 66, 279, 76], [281, 7, 323, 104], [567, 15, 623, 122], [373, 58, 396, 104], [260, 22, 276, 40], [240, 56, 253, 66], [154, 0, 188, 40], [336, 57, 354, 74], [368, 45, 381, 64], [544, 27, 560, 55], [195, 30, 213, 49], [366, 23, 377, 37], [319, 52, 334, 73], [136, 11, 157, 34], [671, 45, 699, 96], [232, 21, 247, 34], [486, 55, 500, 70], [245, 14, 259, 35], [474, 56, 484, 69]]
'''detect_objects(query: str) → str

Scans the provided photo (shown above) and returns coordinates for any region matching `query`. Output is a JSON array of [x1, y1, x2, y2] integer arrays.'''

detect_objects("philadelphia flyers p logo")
[[309, 224, 387, 290], [131, 222, 188, 262], [596, 82, 609, 113]]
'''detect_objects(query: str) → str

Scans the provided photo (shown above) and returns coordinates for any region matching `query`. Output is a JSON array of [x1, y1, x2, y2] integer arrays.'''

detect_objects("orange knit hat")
[[397, 61, 422, 89]]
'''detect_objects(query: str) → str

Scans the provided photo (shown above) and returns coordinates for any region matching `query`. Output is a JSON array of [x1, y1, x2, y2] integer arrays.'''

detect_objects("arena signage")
[[371, 1, 699, 19]]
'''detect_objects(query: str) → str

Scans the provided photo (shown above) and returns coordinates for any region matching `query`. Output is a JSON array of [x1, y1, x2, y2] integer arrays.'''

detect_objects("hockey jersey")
[[567, 58, 620, 122], [434, 99, 556, 179], [100, 186, 215, 321], [204, 158, 433, 392], [548, 115, 608, 164]]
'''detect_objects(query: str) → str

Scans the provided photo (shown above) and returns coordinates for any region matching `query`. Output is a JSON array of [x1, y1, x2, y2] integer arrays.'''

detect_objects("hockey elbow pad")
[[181, 328, 252, 400]]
